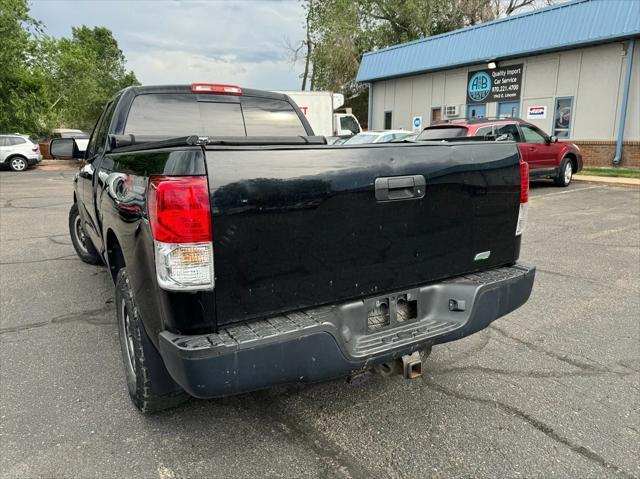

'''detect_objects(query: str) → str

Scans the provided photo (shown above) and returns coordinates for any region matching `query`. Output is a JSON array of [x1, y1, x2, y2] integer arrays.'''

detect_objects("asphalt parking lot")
[[1, 168, 638, 479]]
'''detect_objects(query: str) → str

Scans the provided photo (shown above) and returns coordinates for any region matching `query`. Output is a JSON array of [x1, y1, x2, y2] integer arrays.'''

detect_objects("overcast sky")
[[30, 0, 307, 89]]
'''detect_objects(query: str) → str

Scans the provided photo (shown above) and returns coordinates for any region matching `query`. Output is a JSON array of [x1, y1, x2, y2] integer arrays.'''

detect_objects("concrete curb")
[[35, 159, 80, 171], [573, 174, 640, 188], [39, 160, 81, 166]]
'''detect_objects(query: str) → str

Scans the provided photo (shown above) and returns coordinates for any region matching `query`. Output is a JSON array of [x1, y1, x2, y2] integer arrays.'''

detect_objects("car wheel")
[[116, 269, 189, 413], [555, 158, 573, 187], [68, 203, 101, 264], [9, 156, 27, 172]]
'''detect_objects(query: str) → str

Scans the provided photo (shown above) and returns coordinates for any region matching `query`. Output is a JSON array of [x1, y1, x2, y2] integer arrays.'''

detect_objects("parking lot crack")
[[427, 381, 634, 479], [431, 364, 626, 379], [245, 392, 375, 479], [536, 268, 636, 293], [490, 325, 624, 376], [0, 254, 77, 265], [0, 304, 115, 334]]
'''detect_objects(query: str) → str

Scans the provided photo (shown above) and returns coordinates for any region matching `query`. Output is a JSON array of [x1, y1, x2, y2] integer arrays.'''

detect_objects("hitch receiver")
[[401, 351, 422, 379]]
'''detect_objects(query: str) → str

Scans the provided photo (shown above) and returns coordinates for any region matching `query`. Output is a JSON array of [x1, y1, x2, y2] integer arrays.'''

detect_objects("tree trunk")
[[301, 41, 311, 90]]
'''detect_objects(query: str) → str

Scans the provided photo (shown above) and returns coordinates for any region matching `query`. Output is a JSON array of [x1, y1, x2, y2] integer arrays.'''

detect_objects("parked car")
[[0, 134, 41, 171], [417, 118, 582, 186], [344, 130, 413, 144], [51, 83, 535, 413], [393, 132, 418, 142], [326, 135, 350, 145]]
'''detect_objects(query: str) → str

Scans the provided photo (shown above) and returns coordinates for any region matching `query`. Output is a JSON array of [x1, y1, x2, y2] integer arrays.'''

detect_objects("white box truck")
[[277, 91, 362, 137]]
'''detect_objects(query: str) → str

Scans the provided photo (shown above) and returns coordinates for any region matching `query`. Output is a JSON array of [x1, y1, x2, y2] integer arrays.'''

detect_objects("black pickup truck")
[[51, 83, 535, 413]]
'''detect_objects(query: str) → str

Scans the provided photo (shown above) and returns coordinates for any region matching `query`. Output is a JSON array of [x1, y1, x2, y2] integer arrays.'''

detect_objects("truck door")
[[79, 100, 116, 251]]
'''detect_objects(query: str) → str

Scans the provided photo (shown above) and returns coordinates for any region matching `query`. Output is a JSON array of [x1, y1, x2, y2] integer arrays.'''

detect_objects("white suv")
[[0, 134, 41, 171]]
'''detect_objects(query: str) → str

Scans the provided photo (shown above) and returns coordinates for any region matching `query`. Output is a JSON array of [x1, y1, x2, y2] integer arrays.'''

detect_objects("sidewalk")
[[573, 174, 640, 188]]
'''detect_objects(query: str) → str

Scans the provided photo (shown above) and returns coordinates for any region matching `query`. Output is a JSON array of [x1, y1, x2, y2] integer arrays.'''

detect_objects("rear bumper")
[[159, 263, 535, 398]]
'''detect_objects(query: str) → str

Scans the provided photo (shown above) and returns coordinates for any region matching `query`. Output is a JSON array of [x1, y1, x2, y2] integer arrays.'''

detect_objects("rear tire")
[[9, 156, 28, 172], [68, 203, 101, 264], [555, 157, 573, 187], [116, 269, 189, 413]]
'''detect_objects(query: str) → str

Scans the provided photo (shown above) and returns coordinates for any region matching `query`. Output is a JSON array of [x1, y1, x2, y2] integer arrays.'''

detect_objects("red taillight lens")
[[32, 146, 39, 152], [148, 176, 212, 243], [520, 159, 529, 204], [191, 83, 242, 95]]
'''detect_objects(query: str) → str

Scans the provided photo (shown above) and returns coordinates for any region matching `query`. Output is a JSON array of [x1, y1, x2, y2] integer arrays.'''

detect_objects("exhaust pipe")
[[401, 351, 422, 379]]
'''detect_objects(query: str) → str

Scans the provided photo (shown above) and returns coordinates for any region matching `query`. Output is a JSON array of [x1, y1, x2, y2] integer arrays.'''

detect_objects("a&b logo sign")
[[468, 71, 492, 102]]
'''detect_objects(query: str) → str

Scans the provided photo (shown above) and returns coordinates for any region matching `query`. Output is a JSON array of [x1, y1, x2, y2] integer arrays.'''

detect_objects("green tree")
[[300, 0, 552, 97], [0, 0, 48, 134], [0, 0, 138, 135], [40, 26, 139, 131]]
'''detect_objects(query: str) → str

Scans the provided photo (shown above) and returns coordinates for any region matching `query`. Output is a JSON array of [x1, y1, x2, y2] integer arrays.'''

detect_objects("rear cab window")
[[124, 93, 307, 137]]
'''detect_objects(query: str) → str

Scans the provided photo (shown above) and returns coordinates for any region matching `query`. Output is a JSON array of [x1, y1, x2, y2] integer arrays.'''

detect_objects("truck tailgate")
[[206, 142, 521, 325]]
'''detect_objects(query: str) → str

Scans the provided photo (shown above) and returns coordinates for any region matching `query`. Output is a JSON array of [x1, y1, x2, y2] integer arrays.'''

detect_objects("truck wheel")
[[116, 269, 189, 413], [9, 156, 28, 172], [68, 203, 101, 264], [554, 158, 573, 187]]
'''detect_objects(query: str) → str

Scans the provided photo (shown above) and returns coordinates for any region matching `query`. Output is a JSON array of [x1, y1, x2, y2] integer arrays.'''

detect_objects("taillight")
[[148, 176, 214, 291], [32, 146, 39, 152], [191, 83, 242, 95], [516, 159, 529, 236], [520, 160, 529, 204]]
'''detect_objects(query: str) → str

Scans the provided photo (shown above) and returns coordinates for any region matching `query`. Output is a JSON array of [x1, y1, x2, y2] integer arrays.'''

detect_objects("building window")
[[466, 104, 486, 119], [553, 97, 574, 138], [497, 101, 520, 118], [431, 107, 442, 124], [384, 111, 392, 129]]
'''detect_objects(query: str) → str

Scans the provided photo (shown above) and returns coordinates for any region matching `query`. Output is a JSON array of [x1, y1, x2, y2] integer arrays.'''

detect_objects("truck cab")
[[277, 90, 362, 137]]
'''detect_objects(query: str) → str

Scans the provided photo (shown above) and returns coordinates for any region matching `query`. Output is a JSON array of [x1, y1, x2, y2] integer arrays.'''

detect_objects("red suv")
[[418, 118, 583, 187]]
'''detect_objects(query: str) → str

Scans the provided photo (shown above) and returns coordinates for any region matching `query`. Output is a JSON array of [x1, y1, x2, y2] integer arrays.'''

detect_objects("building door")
[[498, 102, 520, 118], [466, 104, 486, 119], [384, 111, 392, 129], [431, 107, 442, 124]]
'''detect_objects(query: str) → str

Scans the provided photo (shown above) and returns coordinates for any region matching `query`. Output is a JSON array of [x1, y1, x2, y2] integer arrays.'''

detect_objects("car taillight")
[[148, 176, 214, 291], [516, 160, 529, 236], [32, 146, 39, 152], [191, 83, 242, 95]]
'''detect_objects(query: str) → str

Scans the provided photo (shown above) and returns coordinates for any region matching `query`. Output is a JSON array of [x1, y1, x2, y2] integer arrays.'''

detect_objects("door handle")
[[375, 175, 426, 202], [528, 147, 536, 151]]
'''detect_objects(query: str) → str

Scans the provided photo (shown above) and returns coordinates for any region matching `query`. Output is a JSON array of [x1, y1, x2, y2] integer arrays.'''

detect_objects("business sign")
[[526, 105, 547, 120], [412, 116, 422, 132], [467, 64, 523, 103]]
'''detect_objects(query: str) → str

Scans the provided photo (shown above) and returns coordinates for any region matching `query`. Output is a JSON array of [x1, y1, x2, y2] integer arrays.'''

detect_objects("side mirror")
[[50, 138, 85, 160], [550, 135, 558, 143]]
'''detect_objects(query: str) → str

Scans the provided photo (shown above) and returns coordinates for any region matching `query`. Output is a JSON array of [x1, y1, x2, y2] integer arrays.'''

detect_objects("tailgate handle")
[[375, 175, 426, 201]]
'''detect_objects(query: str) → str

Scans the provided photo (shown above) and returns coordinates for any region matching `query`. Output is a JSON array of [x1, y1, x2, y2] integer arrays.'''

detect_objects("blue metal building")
[[357, 0, 640, 166]]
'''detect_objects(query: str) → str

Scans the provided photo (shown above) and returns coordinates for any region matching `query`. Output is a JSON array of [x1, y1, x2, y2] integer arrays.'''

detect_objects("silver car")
[[344, 130, 413, 145], [0, 134, 41, 171]]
